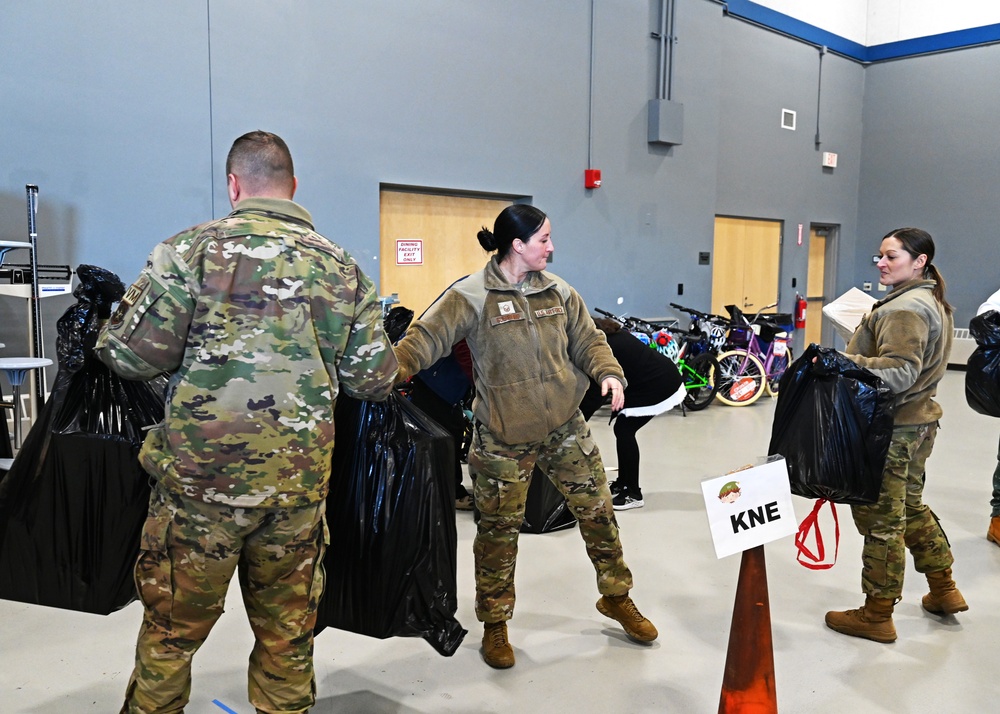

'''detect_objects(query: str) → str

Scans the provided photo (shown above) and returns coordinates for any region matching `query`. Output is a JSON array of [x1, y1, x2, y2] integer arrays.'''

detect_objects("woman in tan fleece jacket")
[[394, 204, 657, 669], [825, 227, 967, 643]]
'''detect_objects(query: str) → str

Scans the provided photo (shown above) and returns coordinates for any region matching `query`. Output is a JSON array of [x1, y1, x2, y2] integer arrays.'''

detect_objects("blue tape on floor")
[[212, 700, 239, 714]]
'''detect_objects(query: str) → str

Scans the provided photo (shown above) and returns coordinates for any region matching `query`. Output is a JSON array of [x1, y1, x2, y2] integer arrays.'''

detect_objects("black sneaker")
[[612, 490, 644, 511], [608, 480, 622, 496]]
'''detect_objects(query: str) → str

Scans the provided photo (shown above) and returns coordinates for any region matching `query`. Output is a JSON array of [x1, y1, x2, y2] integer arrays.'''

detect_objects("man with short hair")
[[98, 130, 399, 713]]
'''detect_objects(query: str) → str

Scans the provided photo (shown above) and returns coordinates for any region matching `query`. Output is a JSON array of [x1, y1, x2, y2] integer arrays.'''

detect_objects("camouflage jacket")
[[846, 279, 952, 426], [394, 257, 624, 444], [96, 197, 399, 508]]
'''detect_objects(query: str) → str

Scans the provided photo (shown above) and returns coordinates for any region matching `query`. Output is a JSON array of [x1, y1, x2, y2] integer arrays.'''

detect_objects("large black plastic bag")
[[768, 344, 895, 504], [315, 391, 467, 656], [383, 305, 414, 343], [521, 467, 576, 533], [965, 310, 1000, 417], [0, 265, 166, 614]]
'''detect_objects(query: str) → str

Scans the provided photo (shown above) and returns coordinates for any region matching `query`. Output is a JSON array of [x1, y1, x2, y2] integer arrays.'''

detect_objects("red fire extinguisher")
[[794, 293, 807, 330]]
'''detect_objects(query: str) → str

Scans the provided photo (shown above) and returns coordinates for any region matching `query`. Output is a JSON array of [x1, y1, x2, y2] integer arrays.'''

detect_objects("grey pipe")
[[815, 44, 826, 147]]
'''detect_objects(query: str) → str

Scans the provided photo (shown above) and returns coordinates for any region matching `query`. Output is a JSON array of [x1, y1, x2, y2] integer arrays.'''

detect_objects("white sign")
[[701, 456, 797, 559], [396, 239, 423, 265]]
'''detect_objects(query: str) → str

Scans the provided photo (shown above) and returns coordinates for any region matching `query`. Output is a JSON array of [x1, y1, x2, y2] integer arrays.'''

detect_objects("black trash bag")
[[965, 310, 1000, 417], [0, 265, 166, 615], [521, 467, 577, 534], [383, 305, 414, 344], [768, 344, 895, 505], [315, 391, 467, 656]]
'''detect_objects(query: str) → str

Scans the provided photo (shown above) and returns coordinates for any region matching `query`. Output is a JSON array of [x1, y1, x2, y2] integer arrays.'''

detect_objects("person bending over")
[[580, 317, 684, 510]]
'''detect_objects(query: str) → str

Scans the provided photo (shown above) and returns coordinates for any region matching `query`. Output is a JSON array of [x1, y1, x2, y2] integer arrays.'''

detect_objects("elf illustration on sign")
[[718, 481, 742, 504]]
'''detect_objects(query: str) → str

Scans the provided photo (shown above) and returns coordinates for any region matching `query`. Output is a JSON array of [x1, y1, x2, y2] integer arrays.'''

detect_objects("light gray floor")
[[2, 370, 997, 713]]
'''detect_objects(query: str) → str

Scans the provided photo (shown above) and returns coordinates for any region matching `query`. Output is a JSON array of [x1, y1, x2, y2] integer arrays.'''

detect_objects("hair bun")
[[477, 228, 497, 252]]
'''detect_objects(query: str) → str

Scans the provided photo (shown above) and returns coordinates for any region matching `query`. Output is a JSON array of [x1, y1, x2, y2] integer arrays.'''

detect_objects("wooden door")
[[379, 191, 512, 316], [711, 217, 781, 318], [805, 229, 826, 345]]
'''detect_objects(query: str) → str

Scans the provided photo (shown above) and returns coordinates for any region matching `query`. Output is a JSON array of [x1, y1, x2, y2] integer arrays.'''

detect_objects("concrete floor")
[[1, 370, 997, 713]]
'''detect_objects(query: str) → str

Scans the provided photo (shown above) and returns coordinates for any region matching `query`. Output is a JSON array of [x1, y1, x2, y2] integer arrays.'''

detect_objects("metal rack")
[[0, 185, 73, 448]]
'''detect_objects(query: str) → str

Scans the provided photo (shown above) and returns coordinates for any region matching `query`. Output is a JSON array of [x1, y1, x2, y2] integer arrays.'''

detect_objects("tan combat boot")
[[921, 568, 969, 615], [482, 621, 514, 669], [596, 594, 658, 642], [825, 596, 897, 643], [988, 516, 1000, 546]]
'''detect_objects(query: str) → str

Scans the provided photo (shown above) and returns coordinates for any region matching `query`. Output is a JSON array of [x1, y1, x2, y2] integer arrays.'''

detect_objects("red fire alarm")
[[585, 168, 602, 189]]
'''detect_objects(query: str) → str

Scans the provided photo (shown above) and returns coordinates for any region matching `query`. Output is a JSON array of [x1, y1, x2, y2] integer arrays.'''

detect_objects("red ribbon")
[[795, 498, 840, 570]]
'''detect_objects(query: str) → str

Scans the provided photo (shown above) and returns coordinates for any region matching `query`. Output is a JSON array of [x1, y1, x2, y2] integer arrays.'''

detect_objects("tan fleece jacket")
[[846, 279, 953, 426], [394, 257, 625, 444]]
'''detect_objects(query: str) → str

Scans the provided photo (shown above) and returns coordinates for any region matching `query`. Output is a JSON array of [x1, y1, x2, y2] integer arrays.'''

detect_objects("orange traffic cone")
[[718, 545, 777, 713]]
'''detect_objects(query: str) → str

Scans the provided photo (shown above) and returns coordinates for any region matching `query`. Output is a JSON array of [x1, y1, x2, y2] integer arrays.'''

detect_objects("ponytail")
[[925, 263, 954, 315]]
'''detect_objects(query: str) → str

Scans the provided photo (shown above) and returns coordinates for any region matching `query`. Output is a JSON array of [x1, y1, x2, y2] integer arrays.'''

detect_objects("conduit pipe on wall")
[[588, 0, 595, 170], [815, 45, 826, 147], [648, 0, 683, 145], [653, 0, 677, 100]]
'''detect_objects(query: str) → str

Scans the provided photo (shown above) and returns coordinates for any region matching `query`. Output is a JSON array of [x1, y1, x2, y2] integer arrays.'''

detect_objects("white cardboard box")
[[822, 287, 877, 343]]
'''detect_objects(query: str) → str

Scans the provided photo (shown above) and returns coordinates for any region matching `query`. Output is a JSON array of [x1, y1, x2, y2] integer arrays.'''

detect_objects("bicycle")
[[715, 302, 793, 406], [595, 309, 719, 412], [668, 302, 729, 357]]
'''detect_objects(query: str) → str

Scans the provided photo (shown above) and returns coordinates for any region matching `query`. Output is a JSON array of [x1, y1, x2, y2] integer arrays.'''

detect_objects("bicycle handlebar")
[[669, 302, 708, 318], [669, 302, 728, 325], [596, 308, 676, 335]]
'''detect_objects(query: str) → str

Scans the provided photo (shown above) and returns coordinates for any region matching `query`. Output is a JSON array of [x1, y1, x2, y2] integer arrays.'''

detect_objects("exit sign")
[[396, 239, 423, 265]]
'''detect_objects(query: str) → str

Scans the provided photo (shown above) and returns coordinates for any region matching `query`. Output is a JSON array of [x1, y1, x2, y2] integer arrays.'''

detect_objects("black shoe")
[[612, 490, 644, 511], [609, 480, 622, 496]]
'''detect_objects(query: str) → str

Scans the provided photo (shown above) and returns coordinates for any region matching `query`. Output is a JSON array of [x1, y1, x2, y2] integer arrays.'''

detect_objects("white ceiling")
[[755, 0, 1000, 46]]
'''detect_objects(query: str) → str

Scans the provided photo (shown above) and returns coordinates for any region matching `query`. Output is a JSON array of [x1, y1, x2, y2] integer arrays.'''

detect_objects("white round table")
[[0, 357, 53, 451]]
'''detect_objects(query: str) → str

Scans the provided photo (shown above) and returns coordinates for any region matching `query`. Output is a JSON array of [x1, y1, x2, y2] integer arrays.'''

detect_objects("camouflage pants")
[[122, 485, 327, 714], [850, 423, 954, 600], [469, 411, 633, 623]]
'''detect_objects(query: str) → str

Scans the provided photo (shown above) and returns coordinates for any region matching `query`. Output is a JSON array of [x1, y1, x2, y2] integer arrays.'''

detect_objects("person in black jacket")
[[580, 317, 685, 510]]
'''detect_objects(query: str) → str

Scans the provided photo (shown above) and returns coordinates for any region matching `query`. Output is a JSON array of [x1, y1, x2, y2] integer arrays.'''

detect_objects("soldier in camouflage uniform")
[[96, 131, 398, 713], [826, 227, 966, 644], [394, 205, 657, 670]]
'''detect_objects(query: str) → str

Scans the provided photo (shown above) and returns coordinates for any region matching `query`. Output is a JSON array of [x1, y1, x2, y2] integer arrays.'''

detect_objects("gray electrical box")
[[648, 99, 684, 146]]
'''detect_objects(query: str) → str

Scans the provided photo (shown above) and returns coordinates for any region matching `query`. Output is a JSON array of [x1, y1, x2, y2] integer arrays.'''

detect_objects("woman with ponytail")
[[394, 204, 657, 669], [825, 227, 967, 643]]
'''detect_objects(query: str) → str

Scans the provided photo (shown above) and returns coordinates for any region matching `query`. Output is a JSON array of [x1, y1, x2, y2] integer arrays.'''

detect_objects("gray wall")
[[0, 0, 993, 379], [858, 43, 1000, 328]]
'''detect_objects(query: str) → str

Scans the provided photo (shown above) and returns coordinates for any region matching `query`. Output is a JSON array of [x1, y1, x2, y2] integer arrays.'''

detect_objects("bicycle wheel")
[[714, 350, 767, 406], [681, 353, 719, 411], [765, 346, 794, 397]]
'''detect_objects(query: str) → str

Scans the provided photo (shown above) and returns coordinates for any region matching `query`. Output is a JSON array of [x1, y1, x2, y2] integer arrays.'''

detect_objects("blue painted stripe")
[[722, 0, 1000, 63], [212, 700, 239, 714]]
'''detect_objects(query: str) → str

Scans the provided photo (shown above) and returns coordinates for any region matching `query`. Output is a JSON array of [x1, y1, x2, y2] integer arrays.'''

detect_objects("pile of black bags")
[[769, 344, 895, 505], [966, 310, 1000, 417], [0, 273, 465, 655], [0, 265, 165, 614]]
